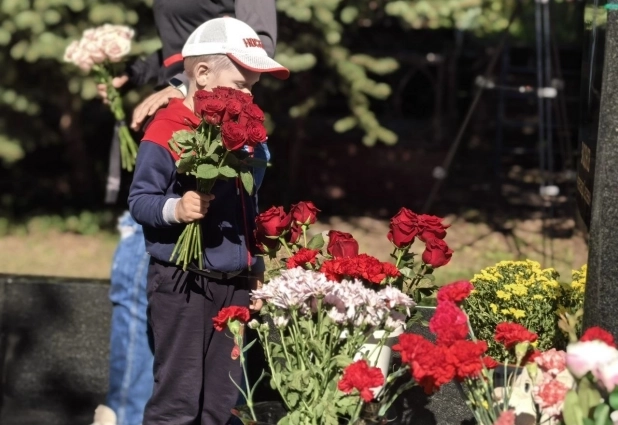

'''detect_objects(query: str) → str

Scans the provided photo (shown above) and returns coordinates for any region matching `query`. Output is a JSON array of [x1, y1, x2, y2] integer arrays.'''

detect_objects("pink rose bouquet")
[[64, 24, 138, 171]]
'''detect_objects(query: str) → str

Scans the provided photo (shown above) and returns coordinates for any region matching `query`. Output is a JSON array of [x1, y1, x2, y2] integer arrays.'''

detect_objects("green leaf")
[[218, 165, 237, 178], [609, 388, 618, 410], [176, 155, 195, 174], [196, 163, 218, 180], [593, 404, 610, 425], [562, 390, 584, 425], [206, 140, 218, 157], [223, 153, 240, 166], [171, 130, 194, 148], [578, 377, 603, 417], [307, 233, 324, 250], [240, 170, 254, 195], [286, 391, 300, 408], [399, 266, 413, 278]]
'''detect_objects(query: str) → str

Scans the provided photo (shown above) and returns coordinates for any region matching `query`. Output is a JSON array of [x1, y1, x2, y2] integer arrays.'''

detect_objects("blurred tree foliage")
[[0, 0, 582, 211]]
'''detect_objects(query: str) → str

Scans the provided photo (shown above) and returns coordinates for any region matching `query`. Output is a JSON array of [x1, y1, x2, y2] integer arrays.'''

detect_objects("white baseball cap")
[[182, 17, 290, 80]]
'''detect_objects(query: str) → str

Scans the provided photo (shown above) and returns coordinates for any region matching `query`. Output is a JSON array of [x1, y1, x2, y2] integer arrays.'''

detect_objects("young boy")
[[128, 17, 289, 425]]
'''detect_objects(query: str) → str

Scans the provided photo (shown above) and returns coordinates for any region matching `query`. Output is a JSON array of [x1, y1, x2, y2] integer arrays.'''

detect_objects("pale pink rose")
[[82, 28, 99, 41], [535, 349, 566, 377], [103, 35, 132, 62], [63, 40, 81, 63], [566, 341, 618, 378], [493, 410, 515, 425], [78, 38, 106, 64], [611, 411, 618, 425], [532, 378, 569, 418], [71, 47, 94, 72], [597, 358, 618, 392]]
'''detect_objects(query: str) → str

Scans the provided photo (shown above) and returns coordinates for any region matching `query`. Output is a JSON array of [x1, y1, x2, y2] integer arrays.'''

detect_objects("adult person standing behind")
[[92, 2, 277, 425]]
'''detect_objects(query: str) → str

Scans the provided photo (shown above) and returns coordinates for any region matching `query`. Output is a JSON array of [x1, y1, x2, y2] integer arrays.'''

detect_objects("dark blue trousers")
[[143, 259, 250, 425]]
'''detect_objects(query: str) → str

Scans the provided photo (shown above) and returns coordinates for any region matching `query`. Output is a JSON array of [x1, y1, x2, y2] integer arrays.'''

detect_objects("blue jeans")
[[106, 212, 154, 425]]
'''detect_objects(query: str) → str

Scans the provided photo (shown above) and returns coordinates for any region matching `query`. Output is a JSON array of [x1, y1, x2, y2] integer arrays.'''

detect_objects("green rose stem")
[[170, 150, 232, 270], [278, 237, 294, 257], [302, 224, 308, 247], [92, 64, 138, 171]]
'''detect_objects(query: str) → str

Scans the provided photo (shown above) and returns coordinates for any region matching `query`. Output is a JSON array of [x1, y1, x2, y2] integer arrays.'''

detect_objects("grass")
[[0, 214, 588, 284]]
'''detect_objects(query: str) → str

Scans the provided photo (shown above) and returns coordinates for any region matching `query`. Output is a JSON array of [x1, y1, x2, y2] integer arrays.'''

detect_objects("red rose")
[[213, 306, 250, 332], [224, 99, 243, 121], [290, 201, 320, 226], [235, 91, 253, 104], [243, 103, 265, 122], [448, 340, 487, 380], [254, 229, 280, 254], [387, 208, 420, 248], [194, 92, 226, 125], [255, 206, 292, 238], [327, 231, 359, 259], [287, 248, 319, 269], [285, 223, 302, 244], [437, 281, 473, 304], [429, 301, 469, 346], [221, 121, 247, 151], [580, 327, 616, 347], [337, 360, 384, 402], [417, 214, 449, 241], [212, 86, 235, 99], [422, 238, 453, 268], [494, 322, 538, 349], [245, 120, 268, 146]]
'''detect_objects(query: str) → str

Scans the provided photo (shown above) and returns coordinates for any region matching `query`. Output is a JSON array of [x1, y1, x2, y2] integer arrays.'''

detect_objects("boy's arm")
[[129, 142, 181, 228]]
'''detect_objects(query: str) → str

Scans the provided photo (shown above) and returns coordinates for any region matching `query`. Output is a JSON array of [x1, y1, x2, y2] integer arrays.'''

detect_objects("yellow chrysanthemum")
[[509, 308, 526, 319], [533, 294, 544, 300], [490, 303, 498, 314], [496, 290, 512, 300]]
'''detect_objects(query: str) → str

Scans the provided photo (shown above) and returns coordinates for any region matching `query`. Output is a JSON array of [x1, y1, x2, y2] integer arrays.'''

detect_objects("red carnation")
[[287, 248, 319, 269], [381, 262, 401, 279], [338, 360, 384, 402], [417, 214, 449, 241], [483, 356, 500, 369], [429, 301, 469, 346], [327, 231, 359, 259], [394, 335, 460, 394], [495, 323, 538, 349], [580, 327, 616, 347], [290, 201, 320, 226], [387, 208, 420, 248], [320, 258, 346, 282], [437, 281, 473, 304], [221, 121, 247, 151], [422, 238, 453, 268], [213, 306, 250, 332], [449, 340, 488, 380]]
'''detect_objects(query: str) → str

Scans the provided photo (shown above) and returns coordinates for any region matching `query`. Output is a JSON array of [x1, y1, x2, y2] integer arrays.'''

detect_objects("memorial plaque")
[[577, 0, 607, 229]]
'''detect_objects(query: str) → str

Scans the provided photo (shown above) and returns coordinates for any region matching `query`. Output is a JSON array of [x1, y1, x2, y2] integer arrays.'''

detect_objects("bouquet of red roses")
[[63, 24, 138, 171], [169, 87, 268, 270]]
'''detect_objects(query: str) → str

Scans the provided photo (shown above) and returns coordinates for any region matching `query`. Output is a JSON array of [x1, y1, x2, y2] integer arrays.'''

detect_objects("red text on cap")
[[243, 38, 263, 49]]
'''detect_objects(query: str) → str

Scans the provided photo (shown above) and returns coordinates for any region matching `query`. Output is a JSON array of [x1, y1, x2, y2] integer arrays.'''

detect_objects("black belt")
[[187, 265, 250, 281]]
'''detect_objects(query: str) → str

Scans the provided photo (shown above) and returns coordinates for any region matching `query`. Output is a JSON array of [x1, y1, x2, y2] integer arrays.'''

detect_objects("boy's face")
[[195, 60, 261, 94]]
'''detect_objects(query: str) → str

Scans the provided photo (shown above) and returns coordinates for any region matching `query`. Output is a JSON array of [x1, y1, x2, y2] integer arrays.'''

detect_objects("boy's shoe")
[[90, 405, 117, 425]]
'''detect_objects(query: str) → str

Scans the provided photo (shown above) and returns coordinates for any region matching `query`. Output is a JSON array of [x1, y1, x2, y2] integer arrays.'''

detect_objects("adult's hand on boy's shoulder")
[[131, 86, 184, 131], [175, 191, 215, 223]]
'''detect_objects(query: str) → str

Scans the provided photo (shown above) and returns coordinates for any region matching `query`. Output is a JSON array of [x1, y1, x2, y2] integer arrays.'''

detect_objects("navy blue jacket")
[[129, 141, 264, 273]]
